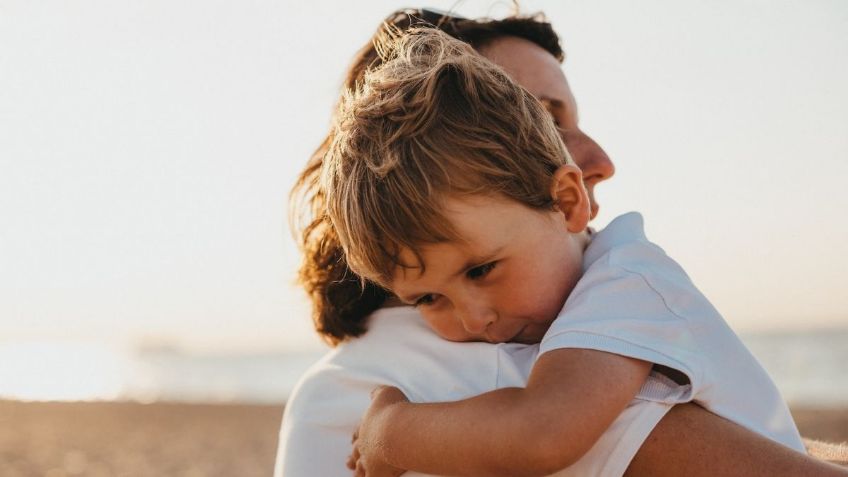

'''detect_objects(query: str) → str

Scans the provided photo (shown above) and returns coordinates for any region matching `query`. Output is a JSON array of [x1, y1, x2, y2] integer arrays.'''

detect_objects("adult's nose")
[[565, 129, 615, 219]]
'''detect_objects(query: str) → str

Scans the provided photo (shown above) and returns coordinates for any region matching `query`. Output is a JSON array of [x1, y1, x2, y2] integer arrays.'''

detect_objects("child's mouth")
[[506, 324, 530, 343]]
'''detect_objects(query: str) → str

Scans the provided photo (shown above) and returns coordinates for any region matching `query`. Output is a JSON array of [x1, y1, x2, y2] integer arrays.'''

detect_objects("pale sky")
[[1, 0, 847, 353]]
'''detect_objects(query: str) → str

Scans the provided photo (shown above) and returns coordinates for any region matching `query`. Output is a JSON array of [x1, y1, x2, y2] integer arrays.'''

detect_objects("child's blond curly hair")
[[322, 27, 573, 287]]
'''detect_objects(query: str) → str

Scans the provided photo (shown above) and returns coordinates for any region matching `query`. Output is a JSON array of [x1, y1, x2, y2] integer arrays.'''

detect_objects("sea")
[[1, 329, 846, 406]]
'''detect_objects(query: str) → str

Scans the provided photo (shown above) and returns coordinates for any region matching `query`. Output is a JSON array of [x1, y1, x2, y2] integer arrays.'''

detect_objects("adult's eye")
[[466, 262, 496, 280], [540, 98, 563, 127], [548, 111, 562, 127]]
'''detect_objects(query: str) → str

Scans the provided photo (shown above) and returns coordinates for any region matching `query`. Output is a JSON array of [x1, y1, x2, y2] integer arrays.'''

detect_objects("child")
[[322, 27, 805, 476]]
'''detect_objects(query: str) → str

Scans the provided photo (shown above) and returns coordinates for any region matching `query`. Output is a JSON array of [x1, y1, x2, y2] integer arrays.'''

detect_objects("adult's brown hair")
[[290, 9, 564, 346]]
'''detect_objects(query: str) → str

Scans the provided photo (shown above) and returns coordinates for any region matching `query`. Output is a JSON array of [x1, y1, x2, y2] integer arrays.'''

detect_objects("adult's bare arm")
[[625, 403, 848, 477]]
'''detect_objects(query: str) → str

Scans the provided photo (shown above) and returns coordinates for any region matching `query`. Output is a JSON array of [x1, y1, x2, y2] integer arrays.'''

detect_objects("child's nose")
[[456, 303, 496, 336]]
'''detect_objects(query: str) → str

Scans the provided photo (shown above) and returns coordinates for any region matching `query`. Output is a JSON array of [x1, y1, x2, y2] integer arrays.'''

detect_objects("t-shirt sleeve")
[[539, 250, 705, 404]]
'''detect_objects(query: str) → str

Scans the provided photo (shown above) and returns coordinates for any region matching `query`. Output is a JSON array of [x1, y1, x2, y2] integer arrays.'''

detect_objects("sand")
[[0, 401, 282, 477], [0, 400, 845, 477]]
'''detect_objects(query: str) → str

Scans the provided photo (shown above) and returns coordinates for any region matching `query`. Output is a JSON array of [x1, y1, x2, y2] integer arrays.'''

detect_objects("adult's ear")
[[550, 164, 591, 233]]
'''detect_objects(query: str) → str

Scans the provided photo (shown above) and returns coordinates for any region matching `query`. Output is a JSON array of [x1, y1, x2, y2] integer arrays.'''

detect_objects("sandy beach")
[[1, 400, 845, 476], [0, 400, 282, 477]]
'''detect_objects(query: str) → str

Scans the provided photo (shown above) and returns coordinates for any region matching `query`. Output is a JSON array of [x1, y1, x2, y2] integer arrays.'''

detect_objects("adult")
[[276, 9, 847, 477]]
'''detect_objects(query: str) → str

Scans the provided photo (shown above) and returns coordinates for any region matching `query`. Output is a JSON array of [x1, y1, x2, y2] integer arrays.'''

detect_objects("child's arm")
[[350, 348, 651, 477]]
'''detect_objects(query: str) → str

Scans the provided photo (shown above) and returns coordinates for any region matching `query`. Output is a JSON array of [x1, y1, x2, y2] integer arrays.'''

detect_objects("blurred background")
[[1, 0, 846, 475]]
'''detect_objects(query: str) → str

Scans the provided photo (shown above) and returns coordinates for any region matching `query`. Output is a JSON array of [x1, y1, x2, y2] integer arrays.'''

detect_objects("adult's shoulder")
[[294, 306, 506, 403], [275, 307, 510, 477]]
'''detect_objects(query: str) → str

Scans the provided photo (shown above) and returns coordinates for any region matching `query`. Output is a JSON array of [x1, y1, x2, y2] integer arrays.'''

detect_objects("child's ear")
[[550, 164, 591, 233]]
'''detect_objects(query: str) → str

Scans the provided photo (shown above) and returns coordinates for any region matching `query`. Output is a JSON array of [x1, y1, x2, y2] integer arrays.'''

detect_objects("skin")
[[392, 176, 588, 344], [351, 391, 848, 477], [349, 169, 652, 477], [478, 36, 615, 221], [348, 35, 848, 477], [625, 404, 848, 477], [351, 354, 651, 477]]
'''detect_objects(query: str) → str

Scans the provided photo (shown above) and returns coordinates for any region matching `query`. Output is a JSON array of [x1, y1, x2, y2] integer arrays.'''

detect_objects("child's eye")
[[466, 262, 496, 280], [414, 294, 437, 307]]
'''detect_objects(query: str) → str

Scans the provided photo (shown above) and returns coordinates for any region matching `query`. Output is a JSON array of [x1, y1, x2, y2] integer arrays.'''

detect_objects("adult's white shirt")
[[274, 307, 673, 477]]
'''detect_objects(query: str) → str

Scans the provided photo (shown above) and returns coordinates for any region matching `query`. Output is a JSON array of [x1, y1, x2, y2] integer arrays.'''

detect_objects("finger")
[[346, 453, 355, 470], [355, 460, 365, 477], [352, 428, 359, 443]]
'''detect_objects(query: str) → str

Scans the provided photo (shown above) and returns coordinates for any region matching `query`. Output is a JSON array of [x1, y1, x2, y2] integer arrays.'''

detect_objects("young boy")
[[322, 28, 805, 476]]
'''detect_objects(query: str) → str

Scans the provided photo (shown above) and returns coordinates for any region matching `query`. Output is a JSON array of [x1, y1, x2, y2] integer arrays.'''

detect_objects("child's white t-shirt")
[[540, 212, 805, 452]]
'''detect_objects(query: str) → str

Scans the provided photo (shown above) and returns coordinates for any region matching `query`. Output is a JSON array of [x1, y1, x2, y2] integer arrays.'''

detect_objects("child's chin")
[[509, 323, 549, 344]]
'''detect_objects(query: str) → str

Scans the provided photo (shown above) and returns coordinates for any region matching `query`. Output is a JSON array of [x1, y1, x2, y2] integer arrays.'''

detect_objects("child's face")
[[390, 193, 588, 344]]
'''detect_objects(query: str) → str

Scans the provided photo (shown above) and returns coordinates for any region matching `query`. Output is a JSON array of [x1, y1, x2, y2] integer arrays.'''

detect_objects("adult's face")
[[479, 36, 615, 220]]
